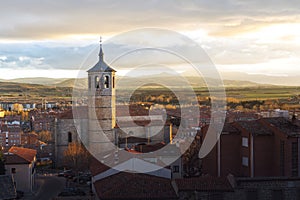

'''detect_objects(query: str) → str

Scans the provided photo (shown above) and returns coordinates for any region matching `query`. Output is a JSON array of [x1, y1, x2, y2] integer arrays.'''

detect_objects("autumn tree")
[[38, 130, 52, 143], [63, 142, 90, 177]]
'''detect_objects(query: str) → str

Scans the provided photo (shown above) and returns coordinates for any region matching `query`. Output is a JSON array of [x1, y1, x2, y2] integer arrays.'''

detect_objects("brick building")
[[0, 124, 22, 147], [201, 117, 300, 178]]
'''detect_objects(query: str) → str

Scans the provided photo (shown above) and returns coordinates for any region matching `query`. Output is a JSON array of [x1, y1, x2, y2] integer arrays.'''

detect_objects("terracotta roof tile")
[[90, 157, 110, 176], [175, 176, 233, 192], [4, 153, 30, 164], [235, 120, 273, 136], [8, 146, 36, 163], [94, 172, 177, 199], [263, 117, 300, 136]]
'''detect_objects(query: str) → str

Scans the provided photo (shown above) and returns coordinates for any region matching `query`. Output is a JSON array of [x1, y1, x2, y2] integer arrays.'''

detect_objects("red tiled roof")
[[134, 142, 166, 153], [90, 157, 110, 176], [175, 176, 233, 192], [94, 172, 177, 199], [59, 107, 88, 119], [116, 105, 149, 117], [8, 146, 36, 163], [234, 120, 273, 136], [221, 123, 239, 133], [4, 154, 30, 164], [119, 136, 148, 144], [262, 117, 300, 136]]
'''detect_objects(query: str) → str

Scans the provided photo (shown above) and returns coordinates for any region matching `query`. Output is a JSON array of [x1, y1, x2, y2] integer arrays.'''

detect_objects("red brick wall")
[[253, 135, 274, 177], [220, 133, 241, 176]]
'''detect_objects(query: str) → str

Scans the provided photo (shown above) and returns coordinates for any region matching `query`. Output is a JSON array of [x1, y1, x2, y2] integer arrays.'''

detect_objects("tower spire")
[[99, 36, 104, 61]]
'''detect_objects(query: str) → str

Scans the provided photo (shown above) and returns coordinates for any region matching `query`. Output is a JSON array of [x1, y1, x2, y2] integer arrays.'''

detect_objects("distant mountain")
[[54, 78, 87, 88], [51, 74, 270, 89], [220, 72, 300, 86], [1, 77, 68, 85], [3, 70, 298, 90]]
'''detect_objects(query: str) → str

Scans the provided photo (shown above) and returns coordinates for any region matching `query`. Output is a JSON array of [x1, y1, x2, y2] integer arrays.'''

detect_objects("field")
[[0, 80, 299, 104]]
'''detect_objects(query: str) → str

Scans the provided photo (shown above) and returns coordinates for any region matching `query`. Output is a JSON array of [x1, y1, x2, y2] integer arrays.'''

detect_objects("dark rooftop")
[[94, 172, 177, 200], [236, 120, 273, 136], [263, 117, 300, 136], [175, 176, 233, 192]]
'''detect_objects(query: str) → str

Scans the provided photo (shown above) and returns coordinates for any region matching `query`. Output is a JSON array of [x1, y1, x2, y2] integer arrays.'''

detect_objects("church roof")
[[87, 40, 116, 73]]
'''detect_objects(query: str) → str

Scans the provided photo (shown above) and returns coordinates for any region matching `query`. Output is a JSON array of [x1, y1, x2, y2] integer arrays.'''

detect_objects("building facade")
[[201, 117, 300, 178], [4, 147, 36, 193]]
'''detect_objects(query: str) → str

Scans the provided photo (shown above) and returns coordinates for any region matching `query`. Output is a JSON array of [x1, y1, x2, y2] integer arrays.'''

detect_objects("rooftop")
[[8, 146, 37, 163], [87, 43, 116, 73], [235, 120, 273, 136], [263, 117, 300, 136], [175, 176, 233, 192], [94, 172, 177, 200]]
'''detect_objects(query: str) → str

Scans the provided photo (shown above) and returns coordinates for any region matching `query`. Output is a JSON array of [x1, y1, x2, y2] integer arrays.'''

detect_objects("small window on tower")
[[68, 132, 72, 143], [104, 75, 109, 88], [113, 76, 115, 88], [95, 76, 100, 89]]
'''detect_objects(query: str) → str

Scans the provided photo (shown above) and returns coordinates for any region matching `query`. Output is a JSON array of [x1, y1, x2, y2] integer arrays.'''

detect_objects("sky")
[[0, 0, 300, 79]]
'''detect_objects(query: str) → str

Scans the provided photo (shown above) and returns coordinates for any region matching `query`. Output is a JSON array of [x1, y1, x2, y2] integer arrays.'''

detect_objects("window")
[[104, 75, 109, 88], [113, 76, 115, 88], [242, 156, 249, 166], [68, 132, 72, 143], [11, 168, 16, 174], [128, 131, 134, 135], [292, 142, 298, 176], [173, 165, 179, 173], [95, 76, 100, 89], [280, 140, 285, 176], [242, 137, 248, 147]]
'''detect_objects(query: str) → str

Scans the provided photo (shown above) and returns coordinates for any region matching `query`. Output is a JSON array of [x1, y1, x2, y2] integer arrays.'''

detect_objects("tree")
[[63, 142, 90, 179], [38, 130, 52, 143]]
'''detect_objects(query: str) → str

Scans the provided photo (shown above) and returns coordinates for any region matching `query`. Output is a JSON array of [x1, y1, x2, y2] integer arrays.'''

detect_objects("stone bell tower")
[[87, 38, 116, 154]]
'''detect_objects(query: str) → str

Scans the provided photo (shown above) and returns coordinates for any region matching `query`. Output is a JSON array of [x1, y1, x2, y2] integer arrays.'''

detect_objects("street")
[[24, 175, 65, 200]]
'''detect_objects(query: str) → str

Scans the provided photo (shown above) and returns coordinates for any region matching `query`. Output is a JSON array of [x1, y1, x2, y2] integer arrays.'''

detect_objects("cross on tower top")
[[99, 36, 103, 61]]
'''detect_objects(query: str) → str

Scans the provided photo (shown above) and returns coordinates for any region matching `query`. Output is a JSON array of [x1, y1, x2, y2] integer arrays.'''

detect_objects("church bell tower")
[[87, 38, 116, 154]]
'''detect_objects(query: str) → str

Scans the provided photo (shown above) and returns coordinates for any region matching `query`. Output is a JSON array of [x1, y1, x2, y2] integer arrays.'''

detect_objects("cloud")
[[0, 0, 300, 40], [0, 1, 300, 78]]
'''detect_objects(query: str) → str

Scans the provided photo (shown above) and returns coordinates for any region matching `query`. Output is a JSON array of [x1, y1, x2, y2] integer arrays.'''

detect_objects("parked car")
[[73, 174, 92, 184], [58, 170, 75, 178]]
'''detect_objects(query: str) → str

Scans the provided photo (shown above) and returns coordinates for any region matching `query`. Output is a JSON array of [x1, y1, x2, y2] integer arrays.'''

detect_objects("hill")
[[0, 81, 72, 98], [220, 72, 300, 86], [0, 77, 68, 85]]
